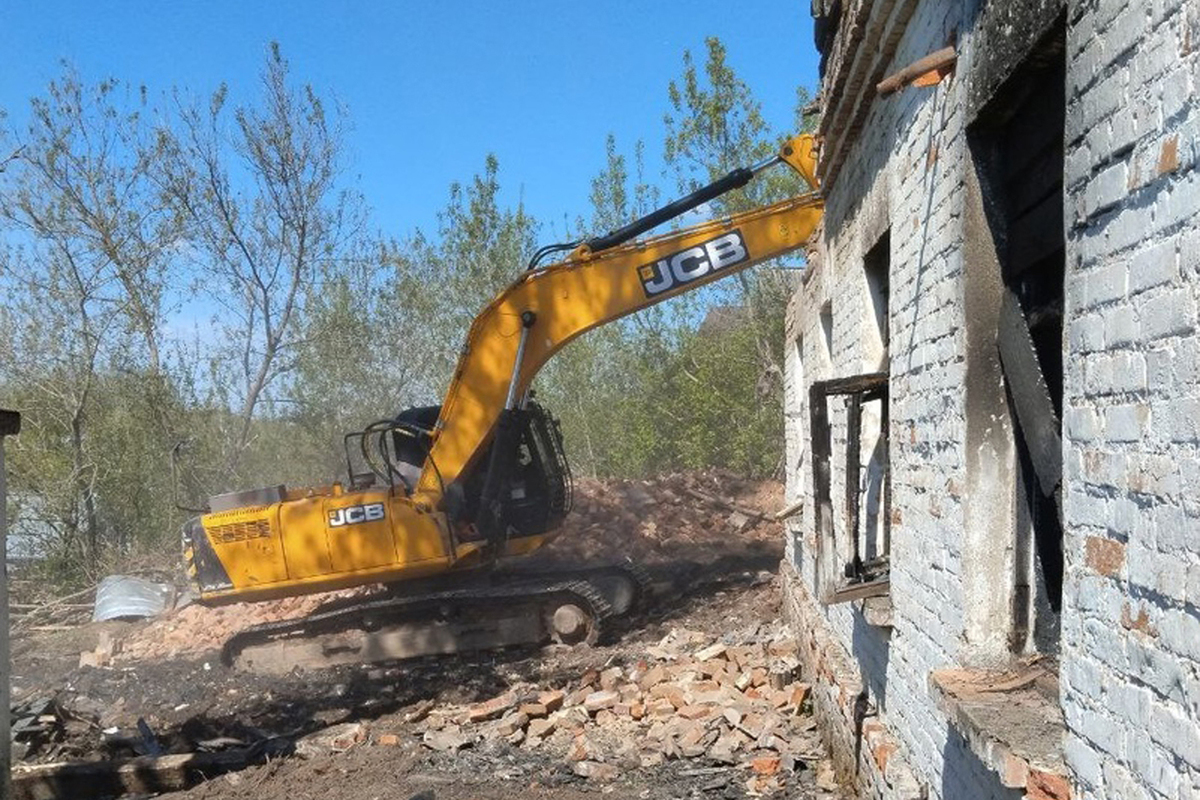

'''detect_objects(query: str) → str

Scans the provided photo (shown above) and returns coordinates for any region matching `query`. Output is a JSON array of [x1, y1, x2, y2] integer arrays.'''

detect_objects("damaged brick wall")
[[784, 0, 1025, 796], [1060, 1, 1200, 797], [787, 0, 1200, 798]]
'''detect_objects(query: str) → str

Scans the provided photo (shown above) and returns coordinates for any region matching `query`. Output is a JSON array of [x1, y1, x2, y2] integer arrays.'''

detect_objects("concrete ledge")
[[781, 561, 925, 800], [928, 668, 1070, 798], [859, 595, 895, 628]]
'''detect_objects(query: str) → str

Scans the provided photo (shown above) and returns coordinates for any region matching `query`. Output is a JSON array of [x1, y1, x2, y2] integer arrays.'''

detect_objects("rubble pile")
[[398, 621, 816, 796], [118, 590, 356, 662], [545, 470, 781, 566]]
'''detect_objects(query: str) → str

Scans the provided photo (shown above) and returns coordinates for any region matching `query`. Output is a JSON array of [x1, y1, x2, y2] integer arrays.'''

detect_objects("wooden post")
[[0, 409, 21, 800]]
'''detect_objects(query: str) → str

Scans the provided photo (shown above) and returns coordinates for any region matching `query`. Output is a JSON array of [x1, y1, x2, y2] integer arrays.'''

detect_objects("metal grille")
[[208, 518, 271, 544]]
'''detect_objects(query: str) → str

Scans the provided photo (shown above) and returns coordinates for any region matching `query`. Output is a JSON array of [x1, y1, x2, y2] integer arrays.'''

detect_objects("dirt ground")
[[10, 471, 852, 800]]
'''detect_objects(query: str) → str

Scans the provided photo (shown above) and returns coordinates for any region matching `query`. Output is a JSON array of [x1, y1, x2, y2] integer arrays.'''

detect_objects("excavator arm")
[[415, 134, 823, 510]]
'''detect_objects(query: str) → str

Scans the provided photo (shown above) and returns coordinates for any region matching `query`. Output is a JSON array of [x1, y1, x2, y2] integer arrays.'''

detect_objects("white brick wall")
[[786, 1, 1200, 799], [785, 1, 1015, 796], [1061, 1, 1200, 797]]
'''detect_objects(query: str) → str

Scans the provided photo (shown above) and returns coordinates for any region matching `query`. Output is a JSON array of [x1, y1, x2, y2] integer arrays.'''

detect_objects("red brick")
[[1027, 769, 1072, 800], [750, 756, 781, 776], [1085, 536, 1125, 577]]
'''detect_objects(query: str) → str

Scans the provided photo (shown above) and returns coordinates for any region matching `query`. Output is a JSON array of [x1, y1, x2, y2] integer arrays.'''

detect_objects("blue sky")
[[1, 0, 818, 241]]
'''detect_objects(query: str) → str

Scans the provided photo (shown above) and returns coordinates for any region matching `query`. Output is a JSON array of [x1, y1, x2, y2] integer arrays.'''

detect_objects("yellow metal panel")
[[204, 506, 289, 588], [279, 496, 334, 579], [325, 491, 397, 573], [390, 500, 451, 564]]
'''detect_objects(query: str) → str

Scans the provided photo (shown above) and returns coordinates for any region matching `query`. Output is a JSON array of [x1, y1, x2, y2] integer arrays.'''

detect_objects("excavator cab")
[[341, 401, 574, 544], [411, 402, 571, 543]]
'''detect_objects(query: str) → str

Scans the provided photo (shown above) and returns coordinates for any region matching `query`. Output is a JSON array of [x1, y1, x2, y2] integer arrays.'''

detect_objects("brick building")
[[781, 1, 1200, 798]]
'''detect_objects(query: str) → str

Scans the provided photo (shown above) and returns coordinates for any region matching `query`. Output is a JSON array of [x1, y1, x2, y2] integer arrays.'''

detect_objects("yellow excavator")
[[183, 134, 824, 671]]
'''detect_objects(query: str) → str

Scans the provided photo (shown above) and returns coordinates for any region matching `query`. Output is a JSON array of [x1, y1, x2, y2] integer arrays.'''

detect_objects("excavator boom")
[[415, 171, 823, 504]]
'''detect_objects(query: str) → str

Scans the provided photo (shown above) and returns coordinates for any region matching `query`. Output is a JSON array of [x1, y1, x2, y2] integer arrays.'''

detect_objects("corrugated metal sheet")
[[92, 575, 176, 622]]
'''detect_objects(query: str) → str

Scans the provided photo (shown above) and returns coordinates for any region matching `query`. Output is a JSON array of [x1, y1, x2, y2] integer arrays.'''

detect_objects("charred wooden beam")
[[877, 45, 957, 96], [11, 744, 288, 800], [1, 409, 20, 800]]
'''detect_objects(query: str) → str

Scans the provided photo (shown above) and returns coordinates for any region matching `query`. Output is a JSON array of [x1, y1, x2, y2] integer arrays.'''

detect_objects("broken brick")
[[750, 756, 781, 776], [494, 710, 528, 737], [599, 666, 623, 690], [566, 733, 595, 761], [520, 702, 548, 718], [677, 705, 714, 720], [468, 691, 517, 723], [638, 665, 667, 689], [583, 690, 620, 713], [694, 642, 728, 661], [648, 699, 676, 718], [572, 760, 618, 781], [538, 689, 565, 712], [422, 728, 470, 752], [526, 716, 555, 739]]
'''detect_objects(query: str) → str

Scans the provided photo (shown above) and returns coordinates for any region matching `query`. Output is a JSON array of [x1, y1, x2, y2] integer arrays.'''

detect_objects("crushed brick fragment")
[[751, 755, 781, 776], [573, 760, 618, 781], [468, 691, 517, 723], [583, 689, 620, 713]]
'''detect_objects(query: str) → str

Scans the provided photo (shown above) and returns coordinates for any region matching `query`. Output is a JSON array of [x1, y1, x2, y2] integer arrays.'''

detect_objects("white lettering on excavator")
[[328, 502, 386, 528], [638, 230, 749, 297]]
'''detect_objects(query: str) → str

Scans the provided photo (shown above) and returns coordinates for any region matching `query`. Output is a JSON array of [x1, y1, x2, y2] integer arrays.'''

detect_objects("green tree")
[[657, 36, 816, 476], [402, 154, 539, 397], [0, 70, 184, 577], [155, 43, 365, 482]]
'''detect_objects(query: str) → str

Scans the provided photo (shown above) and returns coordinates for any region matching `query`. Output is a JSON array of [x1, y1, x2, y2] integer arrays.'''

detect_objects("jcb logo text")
[[328, 502, 386, 528], [638, 231, 749, 297]]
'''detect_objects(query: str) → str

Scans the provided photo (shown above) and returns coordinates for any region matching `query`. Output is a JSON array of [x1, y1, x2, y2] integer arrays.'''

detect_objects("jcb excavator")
[[183, 134, 824, 672]]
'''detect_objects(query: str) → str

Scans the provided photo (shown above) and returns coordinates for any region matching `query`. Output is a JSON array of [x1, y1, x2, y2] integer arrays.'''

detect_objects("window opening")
[[969, 18, 1066, 651], [810, 372, 890, 604], [863, 231, 891, 370]]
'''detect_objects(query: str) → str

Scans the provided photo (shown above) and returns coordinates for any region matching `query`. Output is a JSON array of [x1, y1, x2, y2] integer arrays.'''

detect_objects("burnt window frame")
[[810, 371, 891, 604]]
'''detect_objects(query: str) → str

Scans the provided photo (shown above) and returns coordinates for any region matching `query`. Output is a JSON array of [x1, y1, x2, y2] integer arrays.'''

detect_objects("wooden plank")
[[826, 577, 892, 605], [811, 372, 889, 397], [876, 45, 957, 96], [682, 488, 769, 521], [997, 291, 1062, 496], [881, 385, 892, 558], [774, 499, 805, 521], [12, 748, 269, 800]]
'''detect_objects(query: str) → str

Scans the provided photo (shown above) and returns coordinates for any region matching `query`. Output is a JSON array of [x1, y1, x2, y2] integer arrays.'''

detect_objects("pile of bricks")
[[409, 625, 818, 795], [117, 589, 358, 661], [549, 469, 779, 566]]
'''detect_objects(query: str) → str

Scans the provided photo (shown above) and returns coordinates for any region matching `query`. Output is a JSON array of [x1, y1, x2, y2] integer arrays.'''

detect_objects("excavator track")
[[222, 578, 615, 674], [495, 562, 655, 617]]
